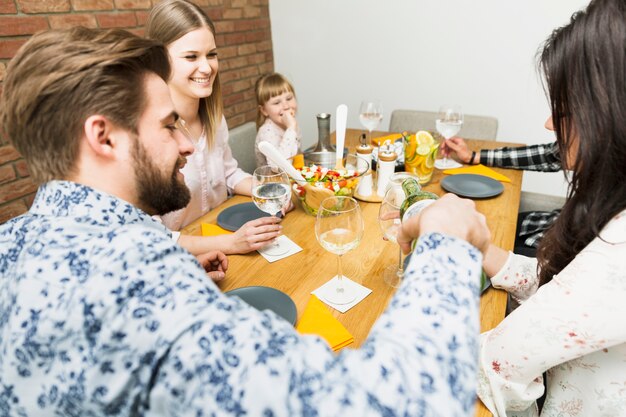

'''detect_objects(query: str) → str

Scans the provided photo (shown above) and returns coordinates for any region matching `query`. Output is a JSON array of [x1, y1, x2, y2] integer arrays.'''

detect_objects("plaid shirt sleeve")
[[479, 141, 562, 172]]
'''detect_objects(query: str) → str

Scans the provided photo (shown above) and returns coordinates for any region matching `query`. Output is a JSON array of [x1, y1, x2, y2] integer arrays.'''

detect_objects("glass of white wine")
[[378, 172, 419, 287], [359, 100, 383, 145], [315, 196, 364, 305], [252, 165, 292, 256], [435, 104, 463, 168]]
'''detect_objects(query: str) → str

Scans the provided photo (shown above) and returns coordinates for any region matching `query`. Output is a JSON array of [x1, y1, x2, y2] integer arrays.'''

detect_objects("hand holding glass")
[[315, 196, 364, 305], [436, 105, 463, 168], [252, 165, 291, 256]]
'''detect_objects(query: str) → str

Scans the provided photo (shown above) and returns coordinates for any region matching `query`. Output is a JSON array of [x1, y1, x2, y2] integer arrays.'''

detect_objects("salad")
[[294, 164, 360, 197]]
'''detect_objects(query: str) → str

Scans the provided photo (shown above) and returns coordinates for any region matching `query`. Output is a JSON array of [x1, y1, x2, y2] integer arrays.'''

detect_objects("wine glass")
[[251, 165, 292, 256], [359, 100, 383, 144], [315, 196, 364, 305], [378, 172, 418, 287], [435, 104, 463, 168]]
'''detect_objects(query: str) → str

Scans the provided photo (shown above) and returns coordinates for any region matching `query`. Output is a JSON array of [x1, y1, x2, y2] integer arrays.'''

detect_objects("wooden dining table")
[[182, 128, 524, 417]]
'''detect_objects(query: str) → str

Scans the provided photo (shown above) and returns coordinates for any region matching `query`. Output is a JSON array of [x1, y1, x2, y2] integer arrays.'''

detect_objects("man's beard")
[[131, 137, 191, 216]]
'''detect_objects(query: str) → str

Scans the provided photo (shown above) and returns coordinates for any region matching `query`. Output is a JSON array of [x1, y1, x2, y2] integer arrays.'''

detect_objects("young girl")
[[254, 73, 301, 169], [146, 0, 282, 256]]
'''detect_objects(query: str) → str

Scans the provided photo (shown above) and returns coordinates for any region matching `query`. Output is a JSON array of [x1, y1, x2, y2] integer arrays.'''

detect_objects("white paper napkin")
[[257, 235, 302, 262], [434, 158, 463, 169], [312, 277, 372, 313]]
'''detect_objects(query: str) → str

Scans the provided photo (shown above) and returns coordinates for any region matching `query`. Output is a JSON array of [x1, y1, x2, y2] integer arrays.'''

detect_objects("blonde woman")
[[147, 0, 282, 257]]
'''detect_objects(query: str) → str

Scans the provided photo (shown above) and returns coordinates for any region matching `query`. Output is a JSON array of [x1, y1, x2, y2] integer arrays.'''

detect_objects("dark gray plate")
[[226, 286, 297, 325], [217, 202, 270, 231], [441, 174, 504, 198]]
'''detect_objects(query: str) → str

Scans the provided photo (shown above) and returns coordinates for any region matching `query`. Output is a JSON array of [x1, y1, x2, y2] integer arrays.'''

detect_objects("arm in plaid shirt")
[[479, 141, 562, 248], [479, 141, 562, 172]]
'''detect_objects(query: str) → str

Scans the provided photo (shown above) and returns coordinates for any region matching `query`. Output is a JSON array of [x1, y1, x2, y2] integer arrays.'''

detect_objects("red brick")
[[231, 99, 255, 113], [0, 61, 6, 82], [256, 40, 271, 52], [258, 61, 273, 74], [0, 177, 37, 204], [135, 10, 149, 25], [0, 0, 17, 13], [202, 8, 221, 21], [127, 27, 143, 36], [218, 45, 237, 59], [0, 164, 15, 184], [243, 108, 256, 122], [48, 13, 97, 29], [96, 11, 137, 28], [0, 200, 28, 223], [222, 8, 242, 19], [18, 0, 70, 13], [228, 78, 252, 93], [221, 56, 247, 70], [223, 32, 246, 45], [113, 0, 150, 9], [242, 6, 260, 18], [0, 145, 21, 164], [14, 159, 29, 177], [246, 52, 266, 65], [223, 91, 243, 106], [233, 19, 266, 32], [0, 38, 27, 59], [245, 30, 265, 43], [71, 0, 113, 11], [237, 44, 256, 55], [24, 192, 35, 207], [230, 0, 247, 7], [194, 0, 223, 6], [214, 20, 234, 34], [221, 83, 233, 96], [0, 16, 48, 36]]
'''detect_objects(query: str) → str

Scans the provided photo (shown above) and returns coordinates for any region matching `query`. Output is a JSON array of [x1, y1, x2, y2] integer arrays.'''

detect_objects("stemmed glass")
[[315, 196, 364, 305], [378, 172, 418, 287], [251, 165, 292, 256], [359, 100, 383, 144], [435, 104, 464, 168]]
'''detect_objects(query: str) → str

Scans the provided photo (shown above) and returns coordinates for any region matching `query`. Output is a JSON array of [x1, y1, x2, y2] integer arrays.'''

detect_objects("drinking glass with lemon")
[[403, 131, 438, 185]]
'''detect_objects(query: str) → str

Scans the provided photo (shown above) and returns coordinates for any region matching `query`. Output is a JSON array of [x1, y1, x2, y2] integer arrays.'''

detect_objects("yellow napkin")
[[201, 223, 233, 237], [371, 133, 403, 147], [296, 295, 354, 351], [443, 164, 511, 183]]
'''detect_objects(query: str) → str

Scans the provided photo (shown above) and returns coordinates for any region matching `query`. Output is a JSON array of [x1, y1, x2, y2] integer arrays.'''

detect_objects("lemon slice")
[[416, 130, 435, 147], [416, 144, 430, 156]]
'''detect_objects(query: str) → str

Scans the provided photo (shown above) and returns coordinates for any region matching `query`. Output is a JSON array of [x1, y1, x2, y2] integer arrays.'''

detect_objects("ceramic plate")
[[217, 202, 271, 231], [441, 174, 504, 198], [225, 286, 297, 325]]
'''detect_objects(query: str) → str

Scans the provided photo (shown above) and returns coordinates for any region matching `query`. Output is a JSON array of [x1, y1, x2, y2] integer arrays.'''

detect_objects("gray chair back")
[[389, 109, 499, 140], [228, 121, 257, 175]]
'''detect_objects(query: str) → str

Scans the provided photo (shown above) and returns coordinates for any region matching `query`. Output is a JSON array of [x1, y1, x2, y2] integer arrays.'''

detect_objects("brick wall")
[[0, 0, 274, 223]]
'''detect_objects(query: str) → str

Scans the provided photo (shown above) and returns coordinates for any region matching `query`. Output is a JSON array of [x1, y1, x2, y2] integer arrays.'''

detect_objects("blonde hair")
[[0, 27, 170, 183], [255, 73, 296, 129], [146, 0, 223, 147]]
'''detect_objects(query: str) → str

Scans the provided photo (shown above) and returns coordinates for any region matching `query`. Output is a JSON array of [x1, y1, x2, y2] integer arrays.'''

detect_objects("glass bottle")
[[399, 178, 439, 222]]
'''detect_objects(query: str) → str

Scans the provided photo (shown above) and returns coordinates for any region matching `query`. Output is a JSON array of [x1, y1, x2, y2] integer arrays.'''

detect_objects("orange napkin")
[[443, 164, 511, 183], [292, 153, 304, 169], [296, 295, 354, 351], [201, 223, 233, 237], [371, 133, 403, 147]]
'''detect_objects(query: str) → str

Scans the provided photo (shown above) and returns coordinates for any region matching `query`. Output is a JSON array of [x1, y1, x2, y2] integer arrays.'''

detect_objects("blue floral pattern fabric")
[[0, 181, 481, 417]]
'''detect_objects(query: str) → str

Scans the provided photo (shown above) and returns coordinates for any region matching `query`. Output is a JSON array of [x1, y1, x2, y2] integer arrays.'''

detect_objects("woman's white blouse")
[[161, 116, 251, 231], [478, 210, 626, 416], [254, 119, 300, 170]]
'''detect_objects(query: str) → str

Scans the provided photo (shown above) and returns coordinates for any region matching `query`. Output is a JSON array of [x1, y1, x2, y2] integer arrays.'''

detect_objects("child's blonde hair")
[[255, 73, 296, 129]]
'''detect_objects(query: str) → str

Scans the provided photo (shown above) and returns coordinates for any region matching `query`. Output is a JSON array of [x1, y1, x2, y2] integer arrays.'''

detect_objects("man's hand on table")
[[397, 193, 491, 255], [196, 250, 229, 282]]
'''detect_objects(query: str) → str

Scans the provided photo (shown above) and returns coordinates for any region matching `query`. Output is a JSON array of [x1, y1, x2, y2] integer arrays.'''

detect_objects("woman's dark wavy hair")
[[536, 0, 626, 285]]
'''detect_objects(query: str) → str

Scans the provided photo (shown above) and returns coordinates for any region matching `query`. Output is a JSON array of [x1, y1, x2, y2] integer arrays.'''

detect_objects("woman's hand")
[[397, 193, 490, 255], [227, 216, 282, 254], [441, 137, 474, 164], [196, 250, 229, 282]]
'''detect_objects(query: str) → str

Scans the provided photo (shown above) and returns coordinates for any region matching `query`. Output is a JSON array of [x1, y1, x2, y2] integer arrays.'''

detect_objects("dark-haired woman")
[[477, 0, 626, 415]]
